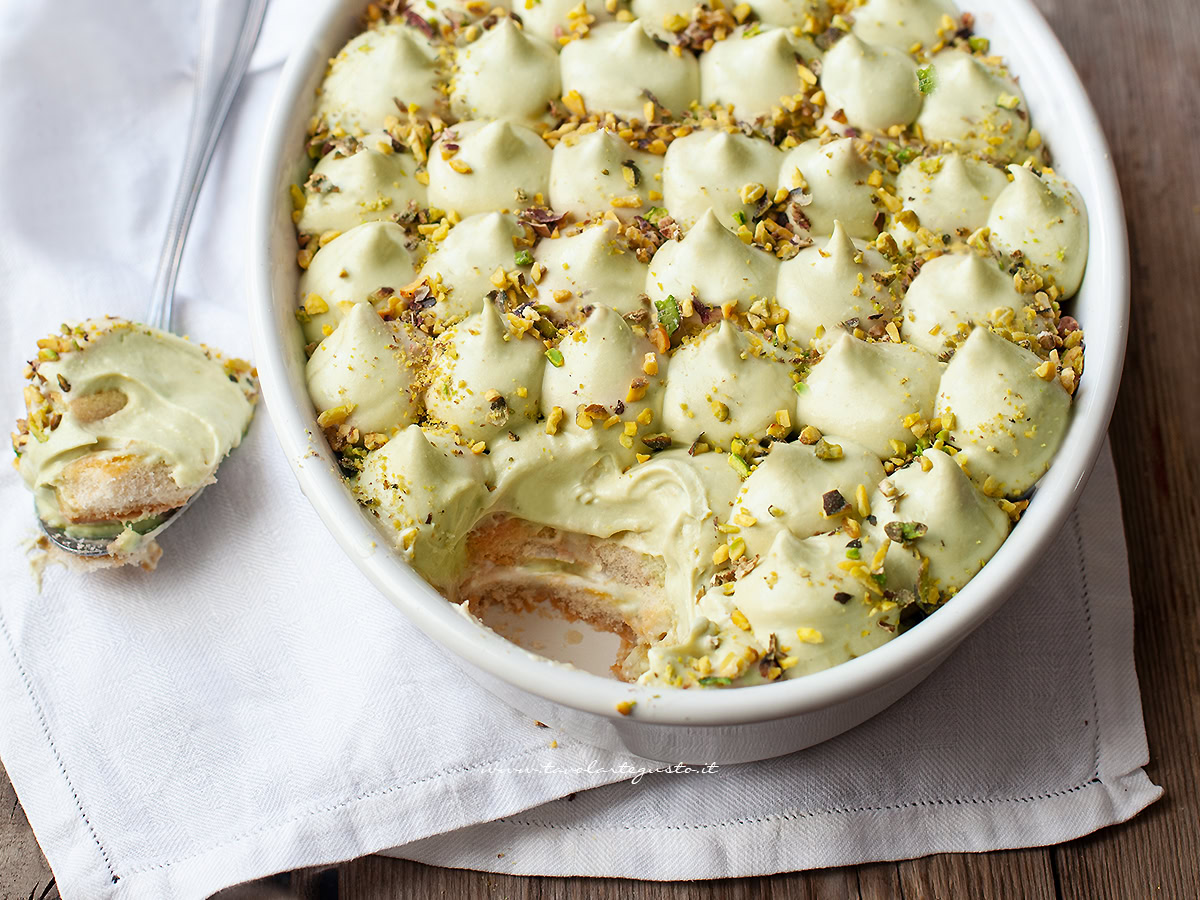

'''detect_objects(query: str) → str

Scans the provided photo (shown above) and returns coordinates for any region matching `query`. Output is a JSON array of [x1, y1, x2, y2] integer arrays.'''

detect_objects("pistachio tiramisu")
[[12, 320, 258, 568], [292, 0, 1088, 687]]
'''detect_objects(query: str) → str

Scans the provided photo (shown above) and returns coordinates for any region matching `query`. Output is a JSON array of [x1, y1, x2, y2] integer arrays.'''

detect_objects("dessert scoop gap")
[[37, 0, 269, 558]]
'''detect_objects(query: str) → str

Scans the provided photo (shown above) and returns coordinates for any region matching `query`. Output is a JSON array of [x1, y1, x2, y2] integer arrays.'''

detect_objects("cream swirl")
[[645, 208, 779, 310], [315, 24, 440, 132], [900, 250, 1024, 354], [747, 0, 829, 29], [795, 333, 942, 458], [868, 447, 1010, 597], [306, 302, 425, 436], [427, 119, 552, 217], [299, 222, 418, 343], [776, 221, 896, 350], [699, 26, 814, 122], [547, 128, 664, 223], [936, 325, 1070, 495], [355, 425, 493, 582], [450, 20, 560, 123], [778, 137, 881, 240], [987, 165, 1089, 298], [660, 321, 796, 447], [417, 212, 529, 322], [849, 0, 958, 50], [424, 300, 546, 441], [541, 306, 668, 463], [533, 219, 651, 318], [888, 152, 1008, 248], [734, 436, 885, 553], [820, 34, 923, 134], [520, 0, 621, 43], [916, 49, 1030, 161], [698, 530, 894, 677], [661, 130, 782, 230], [558, 20, 700, 120], [298, 143, 427, 237]]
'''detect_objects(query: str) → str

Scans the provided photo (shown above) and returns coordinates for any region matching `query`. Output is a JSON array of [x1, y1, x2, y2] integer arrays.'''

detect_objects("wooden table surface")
[[4, 0, 1198, 896]]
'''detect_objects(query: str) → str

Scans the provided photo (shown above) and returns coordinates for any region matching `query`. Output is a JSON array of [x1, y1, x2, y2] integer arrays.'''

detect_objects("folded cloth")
[[0, 2, 1160, 899], [394, 444, 1160, 877]]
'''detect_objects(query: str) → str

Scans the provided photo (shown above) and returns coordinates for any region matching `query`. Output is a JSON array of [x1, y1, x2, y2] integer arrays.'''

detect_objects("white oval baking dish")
[[251, 0, 1128, 764]]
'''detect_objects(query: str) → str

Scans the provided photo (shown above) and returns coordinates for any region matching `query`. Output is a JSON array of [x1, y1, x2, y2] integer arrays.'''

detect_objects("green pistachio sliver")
[[728, 452, 751, 479], [884, 520, 928, 543], [545, 348, 564, 367], [813, 438, 843, 460], [917, 64, 936, 94], [654, 295, 681, 334]]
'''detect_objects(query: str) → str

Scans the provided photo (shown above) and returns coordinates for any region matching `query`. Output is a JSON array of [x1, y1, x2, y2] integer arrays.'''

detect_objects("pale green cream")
[[18, 321, 256, 526], [350, 309, 906, 687], [300, 3, 1090, 688]]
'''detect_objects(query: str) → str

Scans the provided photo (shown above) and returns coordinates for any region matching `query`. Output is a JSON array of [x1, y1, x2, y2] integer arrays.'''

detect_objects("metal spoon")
[[39, 0, 269, 558]]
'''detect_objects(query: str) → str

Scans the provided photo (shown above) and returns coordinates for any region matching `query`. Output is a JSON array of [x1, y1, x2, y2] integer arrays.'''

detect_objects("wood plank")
[[0, 761, 59, 900], [855, 863, 903, 900], [287, 867, 341, 900], [336, 855, 872, 900], [1032, 0, 1200, 898], [898, 850, 1058, 900]]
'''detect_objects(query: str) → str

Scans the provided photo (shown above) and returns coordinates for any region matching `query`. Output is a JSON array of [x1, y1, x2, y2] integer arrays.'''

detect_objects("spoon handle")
[[145, 0, 270, 331]]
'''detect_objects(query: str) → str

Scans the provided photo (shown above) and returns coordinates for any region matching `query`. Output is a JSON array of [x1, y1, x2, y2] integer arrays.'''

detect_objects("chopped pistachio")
[[884, 521, 928, 543], [917, 64, 936, 94], [728, 452, 751, 479], [654, 295, 681, 334]]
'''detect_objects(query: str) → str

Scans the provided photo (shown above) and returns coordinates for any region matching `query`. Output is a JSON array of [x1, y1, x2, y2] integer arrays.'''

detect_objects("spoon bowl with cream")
[[10, 0, 267, 568], [13, 320, 257, 567]]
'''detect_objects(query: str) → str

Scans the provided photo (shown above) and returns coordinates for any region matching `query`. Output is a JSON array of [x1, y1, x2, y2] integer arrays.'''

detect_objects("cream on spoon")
[[12, 0, 268, 565]]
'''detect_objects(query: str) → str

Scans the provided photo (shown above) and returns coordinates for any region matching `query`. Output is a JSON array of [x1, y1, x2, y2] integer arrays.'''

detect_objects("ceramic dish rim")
[[249, 0, 1130, 728]]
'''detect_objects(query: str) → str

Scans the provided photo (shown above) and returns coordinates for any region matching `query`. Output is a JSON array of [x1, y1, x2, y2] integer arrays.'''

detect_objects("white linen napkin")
[[0, 2, 1160, 899]]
